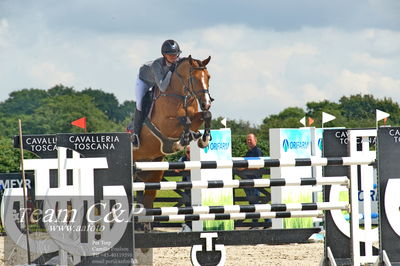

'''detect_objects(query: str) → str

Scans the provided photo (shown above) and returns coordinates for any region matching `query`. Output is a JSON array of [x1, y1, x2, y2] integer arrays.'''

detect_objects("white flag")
[[322, 112, 336, 124], [299, 116, 306, 127], [376, 109, 390, 121], [221, 118, 227, 128]]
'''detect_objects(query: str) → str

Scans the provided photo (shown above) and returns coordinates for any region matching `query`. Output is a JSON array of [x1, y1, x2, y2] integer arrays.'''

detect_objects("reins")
[[155, 59, 213, 116]]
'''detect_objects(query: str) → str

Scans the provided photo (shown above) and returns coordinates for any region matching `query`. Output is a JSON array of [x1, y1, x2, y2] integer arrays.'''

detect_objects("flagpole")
[[18, 119, 32, 265]]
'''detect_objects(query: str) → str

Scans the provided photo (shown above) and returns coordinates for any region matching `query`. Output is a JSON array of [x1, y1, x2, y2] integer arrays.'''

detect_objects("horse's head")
[[175, 55, 212, 111]]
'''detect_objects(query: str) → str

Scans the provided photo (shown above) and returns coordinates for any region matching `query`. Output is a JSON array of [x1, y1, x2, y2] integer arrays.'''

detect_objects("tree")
[[211, 116, 259, 135], [0, 89, 49, 115], [48, 84, 75, 97], [259, 107, 305, 142], [0, 114, 32, 138], [80, 88, 124, 122], [26, 94, 121, 134], [118, 100, 136, 121], [0, 136, 21, 172]]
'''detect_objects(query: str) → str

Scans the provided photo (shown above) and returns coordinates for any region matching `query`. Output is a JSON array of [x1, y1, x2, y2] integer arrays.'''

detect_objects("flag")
[[299, 116, 306, 127], [221, 118, 227, 128], [308, 117, 314, 126], [71, 117, 86, 130], [376, 109, 390, 122], [322, 112, 336, 124]]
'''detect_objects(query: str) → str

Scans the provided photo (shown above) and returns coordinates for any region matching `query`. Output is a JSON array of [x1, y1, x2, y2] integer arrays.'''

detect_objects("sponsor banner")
[[191, 129, 234, 231], [0, 173, 34, 192], [3, 133, 133, 265], [280, 129, 312, 157], [378, 127, 400, 263], [270, 128, 315, 229], [13, 134, 57, 158]]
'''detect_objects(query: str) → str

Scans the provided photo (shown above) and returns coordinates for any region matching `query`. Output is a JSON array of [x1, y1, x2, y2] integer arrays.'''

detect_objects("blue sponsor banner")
[[201, 129, 231, 160], [281, 129, 312, 157], [198, 129, 233, 230], [315, 128, 324, 156]]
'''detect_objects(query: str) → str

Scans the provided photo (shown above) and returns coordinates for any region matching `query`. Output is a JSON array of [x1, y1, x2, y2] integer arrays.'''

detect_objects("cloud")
[[0, 19, 9, 48], [352, 53, 389, 67], [28, 63, 75, 87], [334, 70, 374, 95], [0, 2, 400, 125]]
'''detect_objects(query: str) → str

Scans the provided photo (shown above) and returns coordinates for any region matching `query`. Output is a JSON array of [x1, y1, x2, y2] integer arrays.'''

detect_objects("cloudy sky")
[[1, 1, 399, 125]]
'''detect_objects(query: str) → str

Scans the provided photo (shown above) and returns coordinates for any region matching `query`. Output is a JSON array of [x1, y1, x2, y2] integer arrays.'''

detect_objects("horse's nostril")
[[202, 103, 210, 110]]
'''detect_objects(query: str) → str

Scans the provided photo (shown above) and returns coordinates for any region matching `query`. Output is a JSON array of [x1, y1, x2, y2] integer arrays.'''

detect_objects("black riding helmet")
[[161, 40, 182, 56]]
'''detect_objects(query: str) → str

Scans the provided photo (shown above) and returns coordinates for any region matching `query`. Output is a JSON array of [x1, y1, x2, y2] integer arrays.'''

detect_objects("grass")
[[135, 174, 273, 226]]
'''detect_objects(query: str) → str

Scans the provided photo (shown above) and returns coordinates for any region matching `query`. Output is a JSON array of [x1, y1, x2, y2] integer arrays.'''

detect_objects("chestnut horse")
[[133, 55, 212, 211]]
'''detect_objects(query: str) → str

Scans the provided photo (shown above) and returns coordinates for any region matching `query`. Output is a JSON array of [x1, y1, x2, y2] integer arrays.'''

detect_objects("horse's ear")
[[202, 56, 211, 66], [188, 55, 193, 65]]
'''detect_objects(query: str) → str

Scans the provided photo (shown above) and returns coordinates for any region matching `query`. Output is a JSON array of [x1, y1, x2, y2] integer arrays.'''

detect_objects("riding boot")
[[131, 109, 143, 148]]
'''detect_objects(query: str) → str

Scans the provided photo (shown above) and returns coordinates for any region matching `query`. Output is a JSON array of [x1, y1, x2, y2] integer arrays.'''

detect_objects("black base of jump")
[[135, 228, 321, 248]]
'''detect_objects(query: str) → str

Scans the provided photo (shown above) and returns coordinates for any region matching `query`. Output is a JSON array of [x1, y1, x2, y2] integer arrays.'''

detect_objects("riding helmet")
[[161, 40, 182, 55]]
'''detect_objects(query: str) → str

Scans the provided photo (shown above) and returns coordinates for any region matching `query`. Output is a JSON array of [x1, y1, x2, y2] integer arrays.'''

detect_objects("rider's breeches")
[[135, 76, 150, 111]]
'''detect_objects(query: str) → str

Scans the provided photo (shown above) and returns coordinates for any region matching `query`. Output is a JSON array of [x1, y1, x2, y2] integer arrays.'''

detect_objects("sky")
[[1, 0, 400, 125]]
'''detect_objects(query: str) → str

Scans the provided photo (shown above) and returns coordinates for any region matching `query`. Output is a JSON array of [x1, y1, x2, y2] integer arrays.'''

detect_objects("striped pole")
[[135, 210, 323, 223], [135, 202, 349, 216], [133, 156, 375, 171], [132, 176, 348, 191]]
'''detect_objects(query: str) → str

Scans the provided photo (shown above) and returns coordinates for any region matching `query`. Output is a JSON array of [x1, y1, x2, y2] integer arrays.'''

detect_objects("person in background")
[[176, 146, 191, 181], [243, 133, 271, 229], [176, 146, 192, 231], [178, 145, 190, 163]]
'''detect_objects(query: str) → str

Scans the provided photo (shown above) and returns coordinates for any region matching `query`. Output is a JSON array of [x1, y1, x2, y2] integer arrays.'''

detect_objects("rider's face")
[[164, 54, 179, 63]]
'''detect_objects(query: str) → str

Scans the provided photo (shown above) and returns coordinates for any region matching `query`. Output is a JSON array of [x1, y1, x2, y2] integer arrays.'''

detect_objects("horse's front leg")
[[190, 111, 212, 148], [178, 116, 192, 146]]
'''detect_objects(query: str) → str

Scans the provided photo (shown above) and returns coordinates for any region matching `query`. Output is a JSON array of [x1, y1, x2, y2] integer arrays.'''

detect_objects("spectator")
[[176, 146, 191, 182], [242, 133, 271, 229]]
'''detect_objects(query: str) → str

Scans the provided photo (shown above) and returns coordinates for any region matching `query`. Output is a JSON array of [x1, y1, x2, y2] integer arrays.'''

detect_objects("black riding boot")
[[131, 109, 143, 148]]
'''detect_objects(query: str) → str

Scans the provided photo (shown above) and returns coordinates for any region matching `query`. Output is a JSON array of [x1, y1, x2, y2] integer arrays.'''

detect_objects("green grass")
[[134, 174, 273, 226], [283, 193, 314, 228]]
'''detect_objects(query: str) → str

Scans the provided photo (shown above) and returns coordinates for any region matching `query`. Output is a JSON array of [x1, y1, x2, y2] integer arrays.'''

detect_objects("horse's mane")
[[176, 56, 203, 68]]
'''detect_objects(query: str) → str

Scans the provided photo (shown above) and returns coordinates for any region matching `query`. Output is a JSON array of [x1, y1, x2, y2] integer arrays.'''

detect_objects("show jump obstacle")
[[0, 128, 399, 265]]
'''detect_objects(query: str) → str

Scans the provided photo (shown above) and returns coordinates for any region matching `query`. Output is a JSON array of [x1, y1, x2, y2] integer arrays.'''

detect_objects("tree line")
[[1, 84, 399, 172]]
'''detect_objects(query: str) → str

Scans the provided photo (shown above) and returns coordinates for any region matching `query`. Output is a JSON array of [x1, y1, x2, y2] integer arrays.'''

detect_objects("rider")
[[127, 39, 182, 148]]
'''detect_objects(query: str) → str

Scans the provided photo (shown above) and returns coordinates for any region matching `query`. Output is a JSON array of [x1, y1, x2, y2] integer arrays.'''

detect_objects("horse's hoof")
[[141, 248, 150, 253], [143, 222, 152, 233], [191, 131, 202, 140], [197, 135, 210, 148]]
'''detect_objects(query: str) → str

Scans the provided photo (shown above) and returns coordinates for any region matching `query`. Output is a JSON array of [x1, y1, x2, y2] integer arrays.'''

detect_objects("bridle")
[[151, 58, 214, 145], [157, 59, 214, 114]]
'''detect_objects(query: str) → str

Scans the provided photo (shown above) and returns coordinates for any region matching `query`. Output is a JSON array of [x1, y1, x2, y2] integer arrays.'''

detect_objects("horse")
[[133, 55, 213, 213]]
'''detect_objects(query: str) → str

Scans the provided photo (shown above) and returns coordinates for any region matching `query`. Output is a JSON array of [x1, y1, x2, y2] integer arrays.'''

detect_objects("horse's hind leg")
[[143, 171, 164, 209], [141, 170, 163, 234]]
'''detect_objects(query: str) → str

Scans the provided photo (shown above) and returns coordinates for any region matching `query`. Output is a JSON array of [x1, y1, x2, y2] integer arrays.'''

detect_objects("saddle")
[[141, 87, 181, 155]]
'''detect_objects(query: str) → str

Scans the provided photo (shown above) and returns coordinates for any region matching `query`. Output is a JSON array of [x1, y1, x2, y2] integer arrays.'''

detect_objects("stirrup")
[[131, 133, 140, 148]]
